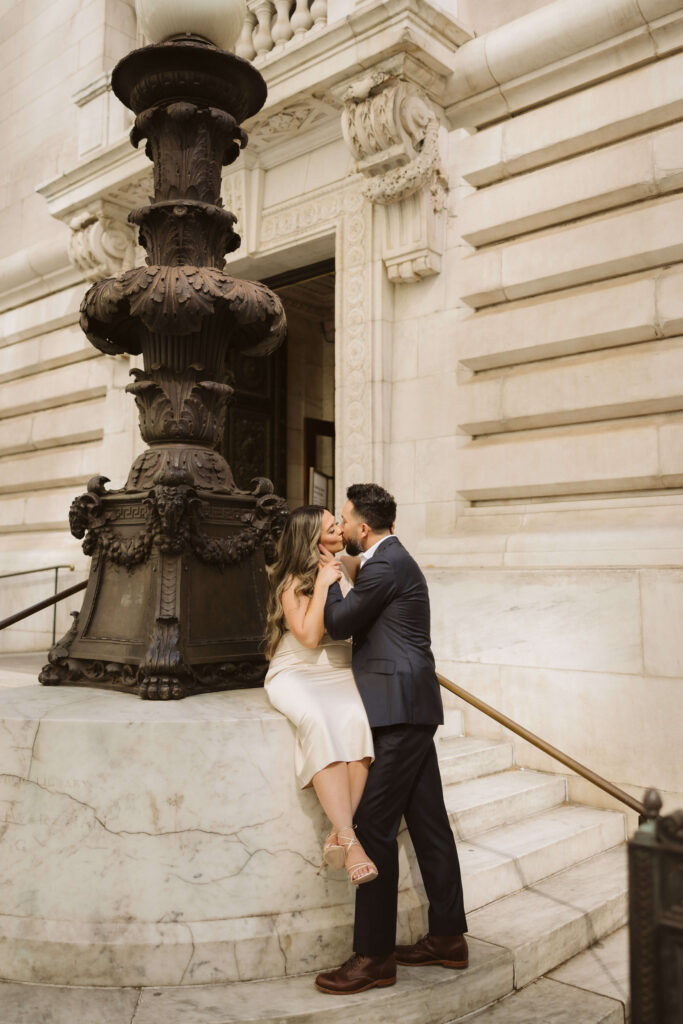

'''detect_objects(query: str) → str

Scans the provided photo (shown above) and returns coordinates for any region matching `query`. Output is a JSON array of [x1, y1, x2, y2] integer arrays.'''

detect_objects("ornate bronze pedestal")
[[629, 789, 683, 1023], [40, 36, 287, 699]]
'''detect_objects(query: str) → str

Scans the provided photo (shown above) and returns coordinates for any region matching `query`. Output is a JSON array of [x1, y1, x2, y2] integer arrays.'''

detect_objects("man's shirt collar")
[[359, 534, 394, 568]]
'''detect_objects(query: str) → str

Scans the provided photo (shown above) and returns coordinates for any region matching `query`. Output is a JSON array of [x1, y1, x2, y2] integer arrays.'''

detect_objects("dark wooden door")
[[224, 345, 287, 496]]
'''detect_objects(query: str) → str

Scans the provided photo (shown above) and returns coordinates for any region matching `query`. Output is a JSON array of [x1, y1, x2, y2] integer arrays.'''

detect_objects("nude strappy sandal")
[[337, 825, 378, 886], [317, 830, 346, 874]]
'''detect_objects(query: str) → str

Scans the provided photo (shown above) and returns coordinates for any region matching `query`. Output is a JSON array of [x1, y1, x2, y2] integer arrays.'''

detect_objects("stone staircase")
[[0, 706, 631, 1023]]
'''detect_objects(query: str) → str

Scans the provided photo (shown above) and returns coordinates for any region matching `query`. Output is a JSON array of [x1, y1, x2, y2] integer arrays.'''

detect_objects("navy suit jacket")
[[324, 536, 444, 728]]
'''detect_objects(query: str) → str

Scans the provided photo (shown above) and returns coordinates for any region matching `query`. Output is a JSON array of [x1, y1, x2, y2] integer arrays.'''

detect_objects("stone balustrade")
[[236, 0, 327, 62]]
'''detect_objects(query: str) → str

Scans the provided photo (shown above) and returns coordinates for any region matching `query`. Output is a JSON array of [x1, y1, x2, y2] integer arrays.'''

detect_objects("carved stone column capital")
[[341, 73, 448, 283], [68, 201, 137, 282]]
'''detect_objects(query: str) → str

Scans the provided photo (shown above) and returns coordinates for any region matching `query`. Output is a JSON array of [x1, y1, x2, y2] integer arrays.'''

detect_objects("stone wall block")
[[0, 359, 109, 420], [457, 248, 504, 308], [416, 308, 460, 377], [427, 567, 643, 674], [0, 287, 81, 349], [496, 665, 683, 799], [0, 399, 105, 459], [0, 442, 106, 496], [640, 569, 683, 676], [459, 337, 683, 436], [420, 499, 683, 570], [415, 435, 458, 502], [655, 262, 683, 335], [461, 193, 683, 308], [432, 660, 505, 741], [456, 124, 504, 188], [456, 272, 660, 371], [650, 9, 683, 54], [389, 319, 418, 381], [21, 486, 87, 532], [387, 440, 416, 503], [652, 119, 683, 189], [425, 499, 458, 537], [455, 418, 663, 500], [657, 413, 683, 482], [457, 51, 683, 185], [458, 131, 657, 247], [638, 0, 683, 19], [391, 372, 457, 443]]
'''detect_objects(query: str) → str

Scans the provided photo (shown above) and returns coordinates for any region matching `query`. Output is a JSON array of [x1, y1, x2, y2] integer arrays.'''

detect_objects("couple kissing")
[[264, 482, 468, 995]]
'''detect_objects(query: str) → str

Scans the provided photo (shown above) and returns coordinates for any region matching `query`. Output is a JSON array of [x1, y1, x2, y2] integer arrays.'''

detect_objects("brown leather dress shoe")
[[315, 953, 397, 994], [395, 933, 468, 969]]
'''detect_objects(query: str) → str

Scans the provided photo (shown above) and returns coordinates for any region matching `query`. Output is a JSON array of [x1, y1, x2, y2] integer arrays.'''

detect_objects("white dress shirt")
[[359, 534, 393, 568]]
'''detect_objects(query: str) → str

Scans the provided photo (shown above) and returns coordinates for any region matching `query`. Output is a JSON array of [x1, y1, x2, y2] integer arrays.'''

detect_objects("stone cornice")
[[37, 138, 149, 223], [258, 0, 471, 109], [446, 0, 683, 128], [38, 0, 470, 225], [23, 0, 470, 313]]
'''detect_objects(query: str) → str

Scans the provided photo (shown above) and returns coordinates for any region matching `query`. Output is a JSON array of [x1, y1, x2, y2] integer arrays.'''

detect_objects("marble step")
[[0, 853, 629, 1023], [547, 925, 630, 1019], [203, 800, 625, 985], [0, 937, 514, 1024], [443, 768, 567, 839], [438, 736, 515, 785], [275, 805, 626, 980], [463, 976, 625, 1023], [466, 845, 628, 988], [453, 803, 626, 914]]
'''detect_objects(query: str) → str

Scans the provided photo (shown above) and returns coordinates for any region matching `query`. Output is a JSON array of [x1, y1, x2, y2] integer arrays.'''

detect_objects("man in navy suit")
[[315, 483, 468, 995]]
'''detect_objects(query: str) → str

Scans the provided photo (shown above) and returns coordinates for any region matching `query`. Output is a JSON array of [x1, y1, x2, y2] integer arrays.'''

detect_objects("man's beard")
[[345, 537, 363, 557]]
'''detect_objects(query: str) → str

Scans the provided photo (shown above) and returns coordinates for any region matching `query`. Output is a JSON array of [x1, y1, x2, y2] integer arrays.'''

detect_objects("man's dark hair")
[[347, 483, 396, 532]]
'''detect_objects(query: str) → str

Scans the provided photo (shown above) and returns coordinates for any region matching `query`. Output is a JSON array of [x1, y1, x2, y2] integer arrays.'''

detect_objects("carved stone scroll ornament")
[[69, 205, 137, 283], [341, 74, 448, 283]]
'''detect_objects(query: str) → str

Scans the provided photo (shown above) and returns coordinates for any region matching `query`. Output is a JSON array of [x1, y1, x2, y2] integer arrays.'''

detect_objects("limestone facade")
[[1, 0, 682, 811]]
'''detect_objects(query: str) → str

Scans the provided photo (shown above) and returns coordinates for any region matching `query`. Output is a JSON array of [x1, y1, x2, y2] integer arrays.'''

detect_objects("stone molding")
[[68, 201, 137, 283], [249, 98, 334, 147], [0, 237, 78, 315], [335, 186, 375, 489], [342, 72, 447, 283], [447, 0, 683, 127], [417, 497, 683, 570]]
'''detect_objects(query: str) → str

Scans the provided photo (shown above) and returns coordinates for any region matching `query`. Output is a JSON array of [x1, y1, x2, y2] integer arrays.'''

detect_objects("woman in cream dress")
[[264, 505, 377, 885]]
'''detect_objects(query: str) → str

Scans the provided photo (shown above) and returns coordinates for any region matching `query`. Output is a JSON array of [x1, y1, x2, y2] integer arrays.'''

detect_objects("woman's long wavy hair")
[[264, 504, 326, 660]]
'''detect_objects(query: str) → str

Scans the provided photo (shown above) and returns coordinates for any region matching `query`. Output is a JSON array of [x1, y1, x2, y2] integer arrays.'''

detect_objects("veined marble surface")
[[0, 684, 433, 987]]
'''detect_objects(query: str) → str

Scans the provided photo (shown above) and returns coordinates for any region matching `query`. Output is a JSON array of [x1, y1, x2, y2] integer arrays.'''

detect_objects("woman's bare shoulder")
[[281, 575, 308, 605]]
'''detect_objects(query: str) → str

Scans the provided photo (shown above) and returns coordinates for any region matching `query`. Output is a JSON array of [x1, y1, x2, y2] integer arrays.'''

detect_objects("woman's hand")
[[318, 544, 336, 566], [317, 560, 342, 588]]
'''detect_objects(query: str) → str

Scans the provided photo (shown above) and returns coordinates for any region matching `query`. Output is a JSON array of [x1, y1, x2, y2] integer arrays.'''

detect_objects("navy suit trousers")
[[353, 723, 468, 956]]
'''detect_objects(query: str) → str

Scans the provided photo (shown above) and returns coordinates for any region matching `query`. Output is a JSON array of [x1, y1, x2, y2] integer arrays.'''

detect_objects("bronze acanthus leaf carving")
[[80, 267, 287, 356]]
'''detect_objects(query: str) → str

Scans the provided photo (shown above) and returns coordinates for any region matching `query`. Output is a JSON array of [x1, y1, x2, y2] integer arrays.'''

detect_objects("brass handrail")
[[0, 564, 77, 644], [437, 672, 646, 818], [0, 564, 74, 580], [0, 581, 87, 634]]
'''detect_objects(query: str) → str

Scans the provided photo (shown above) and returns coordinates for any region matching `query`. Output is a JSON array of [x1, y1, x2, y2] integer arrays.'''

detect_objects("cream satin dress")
[[264, 568, 374, 788]]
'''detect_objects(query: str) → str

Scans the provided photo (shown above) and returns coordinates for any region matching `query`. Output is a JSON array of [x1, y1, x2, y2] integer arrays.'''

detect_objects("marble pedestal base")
[[0, 686, 426, 987]]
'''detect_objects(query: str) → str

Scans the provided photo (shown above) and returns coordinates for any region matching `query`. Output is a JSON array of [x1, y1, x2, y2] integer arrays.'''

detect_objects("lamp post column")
[[40, 27, 287, 700]]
